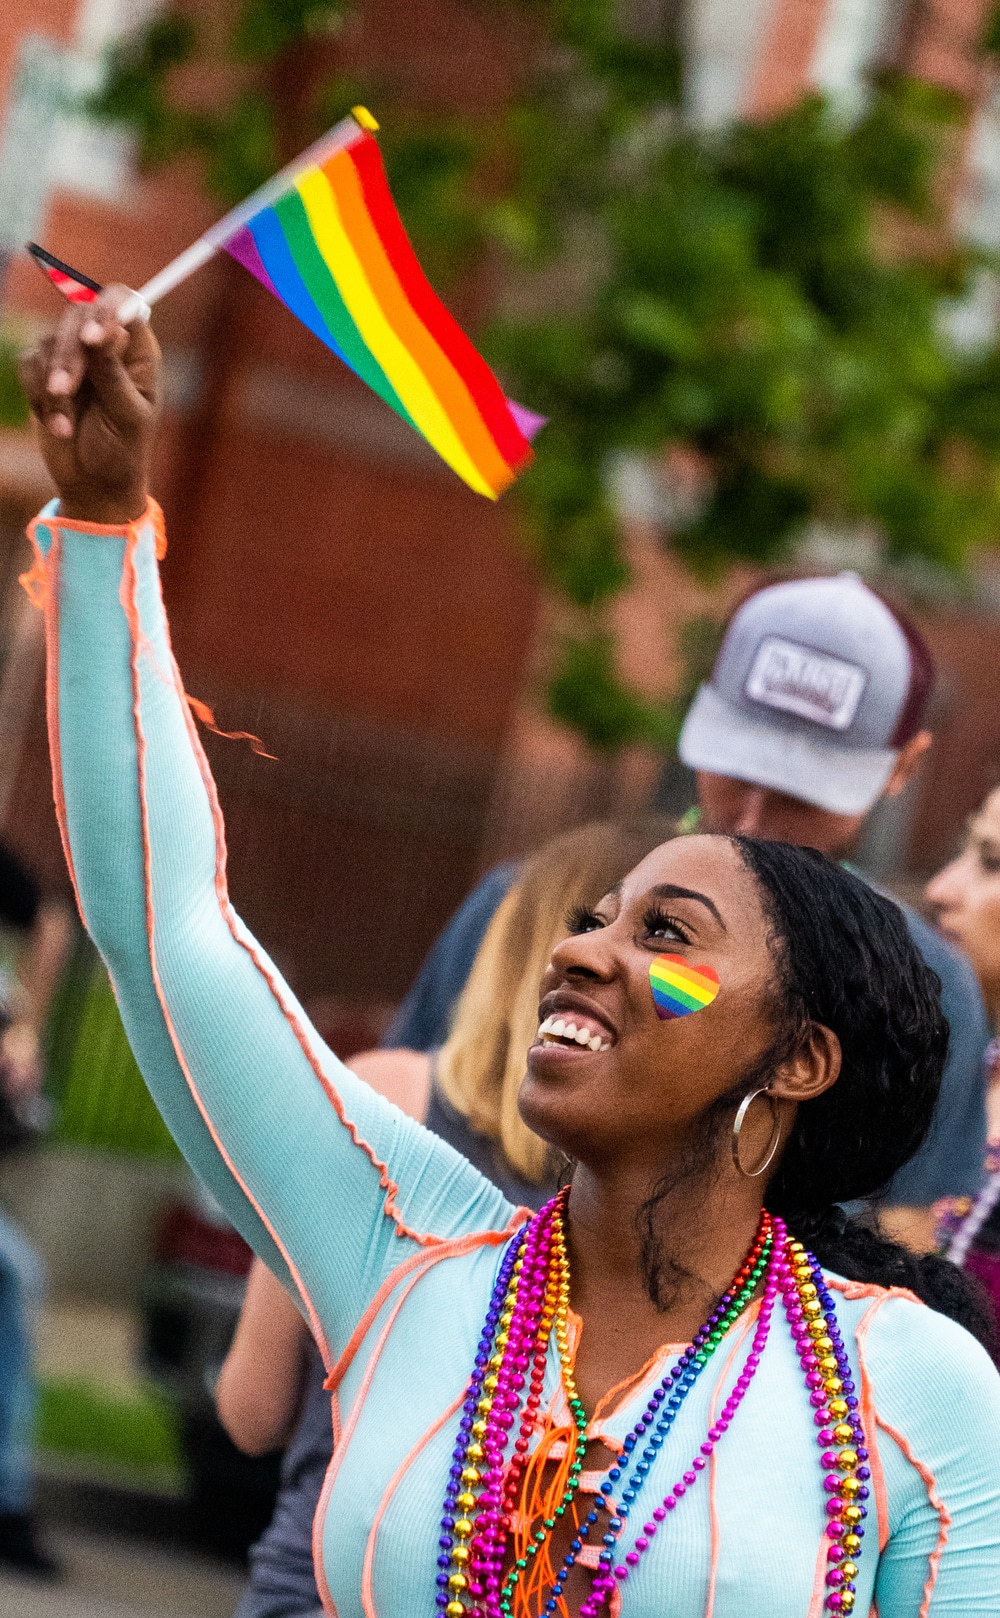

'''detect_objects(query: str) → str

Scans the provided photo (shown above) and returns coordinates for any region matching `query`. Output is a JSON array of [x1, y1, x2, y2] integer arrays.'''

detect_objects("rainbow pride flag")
[[215, 114, 533, 499], [30, 113, 538, 497]]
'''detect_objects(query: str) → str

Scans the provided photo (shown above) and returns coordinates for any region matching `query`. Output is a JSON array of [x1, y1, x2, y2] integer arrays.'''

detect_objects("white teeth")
[[536, 1013, 612, 1051]]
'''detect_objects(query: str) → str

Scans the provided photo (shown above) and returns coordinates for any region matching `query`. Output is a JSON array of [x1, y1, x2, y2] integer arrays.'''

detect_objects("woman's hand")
[[19, 286, 162, 526]]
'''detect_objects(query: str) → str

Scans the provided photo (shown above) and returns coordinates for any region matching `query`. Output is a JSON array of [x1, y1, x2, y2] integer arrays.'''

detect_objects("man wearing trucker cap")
[[678, 570, 988, 1251]]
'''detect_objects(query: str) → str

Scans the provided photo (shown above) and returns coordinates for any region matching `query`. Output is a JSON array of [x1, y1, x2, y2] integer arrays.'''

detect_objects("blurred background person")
[[674, 571, 989, 1255], [217, 814, 675, 1618], [385, 571, 988, 1260], [380, 862, 521, 1058], [926, 789, 1000, 1343], [0, 839, 71, 1576]]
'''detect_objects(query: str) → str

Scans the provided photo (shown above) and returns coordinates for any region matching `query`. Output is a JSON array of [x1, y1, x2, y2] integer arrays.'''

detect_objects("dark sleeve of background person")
[[382, 861, 521, 1052], [0, 841, 40, 932], [233, 1341, 330, 1618], [884, 905, 990, 1208]]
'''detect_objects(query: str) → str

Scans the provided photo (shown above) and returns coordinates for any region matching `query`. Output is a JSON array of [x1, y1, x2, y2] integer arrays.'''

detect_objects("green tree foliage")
[[984, 1, 1000, 61], [90, 0, 1000, 748], [0, 337, 30, 429], [501, 70, 985, 585]]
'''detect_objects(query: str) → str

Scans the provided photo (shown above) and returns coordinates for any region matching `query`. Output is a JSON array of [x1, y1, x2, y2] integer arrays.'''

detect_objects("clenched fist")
[[19, 285, 162, 526]]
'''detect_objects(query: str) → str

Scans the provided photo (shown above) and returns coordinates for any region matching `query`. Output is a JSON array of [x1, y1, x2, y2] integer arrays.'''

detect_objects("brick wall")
[[0, 0, 540, 1003]]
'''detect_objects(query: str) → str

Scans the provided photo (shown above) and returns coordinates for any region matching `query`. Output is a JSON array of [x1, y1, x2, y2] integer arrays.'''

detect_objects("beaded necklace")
[[436, 1193, 867, 1618]]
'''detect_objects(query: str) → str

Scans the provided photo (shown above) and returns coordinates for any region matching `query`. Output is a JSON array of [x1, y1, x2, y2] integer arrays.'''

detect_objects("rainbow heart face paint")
[[650, 955, 720, 1019]]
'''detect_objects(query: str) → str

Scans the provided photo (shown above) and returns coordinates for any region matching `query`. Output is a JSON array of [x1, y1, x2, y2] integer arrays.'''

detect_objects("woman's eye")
[[642, 908, 692, 946], [566, 905, 605, 935], [979, 849, 1000, 875]]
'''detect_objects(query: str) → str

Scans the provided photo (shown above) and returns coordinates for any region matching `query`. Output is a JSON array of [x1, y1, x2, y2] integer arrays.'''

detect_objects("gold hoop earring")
[[731, 1087, 781, 1179]]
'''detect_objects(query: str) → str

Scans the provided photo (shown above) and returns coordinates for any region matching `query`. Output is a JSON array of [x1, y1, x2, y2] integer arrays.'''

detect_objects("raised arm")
[[20, 292, 521, 1365]]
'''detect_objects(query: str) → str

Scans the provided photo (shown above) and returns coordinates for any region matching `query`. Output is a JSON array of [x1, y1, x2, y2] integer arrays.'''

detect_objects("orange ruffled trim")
[[185, 695, 277, 761], [22, 497, 167, 608], [24, 501, 276, 761]]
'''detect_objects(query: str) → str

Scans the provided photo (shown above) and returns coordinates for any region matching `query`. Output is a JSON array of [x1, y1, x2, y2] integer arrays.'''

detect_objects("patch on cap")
[[744, 637, 867, 732]]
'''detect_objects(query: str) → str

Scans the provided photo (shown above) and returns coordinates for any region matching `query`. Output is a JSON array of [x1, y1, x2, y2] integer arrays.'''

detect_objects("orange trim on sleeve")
[[361, 1390, 466, 1618], [875, 1415, 951, 1618], [324, 1222, 527, 1397], [31, 526, 85, 920], [186, 694, 277, 759], [314, 1257, 440, 1617], [312, 1379, 342, 1618], [131, 509, 517, 1254], [826, 1276, 923, 1308], [39, 495, 535, 1615], [28, 497, 166, 918], [805, 1530, 833, 1618], [18, 557, 47, 608], [120, 522, 333, 1365], [590, 1337, 687, 1427], [832, 1281, 945, 1618], [28, 500, 162, 541], [225, 909, 480, 1246]]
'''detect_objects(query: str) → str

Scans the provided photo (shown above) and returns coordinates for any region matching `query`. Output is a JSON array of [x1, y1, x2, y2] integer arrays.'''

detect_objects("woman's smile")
[[532, 989, 617, 1059]]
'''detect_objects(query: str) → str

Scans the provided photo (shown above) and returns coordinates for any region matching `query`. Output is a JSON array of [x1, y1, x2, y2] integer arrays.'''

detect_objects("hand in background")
[[0, 1022, 42, 1102], [19, 286, 162, 526]]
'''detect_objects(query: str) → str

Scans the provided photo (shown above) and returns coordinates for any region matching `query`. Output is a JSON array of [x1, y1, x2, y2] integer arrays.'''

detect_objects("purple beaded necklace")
[[436, 1199, 868, 1618]]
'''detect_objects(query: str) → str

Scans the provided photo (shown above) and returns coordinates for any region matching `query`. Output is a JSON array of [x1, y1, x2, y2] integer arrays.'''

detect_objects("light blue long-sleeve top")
[[30, 502, 1000, 1618]]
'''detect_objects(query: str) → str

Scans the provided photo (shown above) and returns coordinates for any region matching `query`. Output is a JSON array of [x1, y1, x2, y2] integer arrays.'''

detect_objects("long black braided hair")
[[638, 836, 994, 1352]]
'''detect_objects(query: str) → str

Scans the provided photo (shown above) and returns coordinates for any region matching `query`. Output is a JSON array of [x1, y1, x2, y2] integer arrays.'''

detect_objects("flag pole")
[[118, 110, 374, 321]]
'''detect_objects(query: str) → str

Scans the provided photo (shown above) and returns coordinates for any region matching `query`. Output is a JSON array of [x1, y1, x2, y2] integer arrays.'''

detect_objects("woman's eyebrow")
[[648, 882, 727, 931]]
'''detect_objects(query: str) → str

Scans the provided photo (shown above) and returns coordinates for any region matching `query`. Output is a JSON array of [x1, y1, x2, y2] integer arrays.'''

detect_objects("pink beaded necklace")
[[436, 1193, 868, 1618]]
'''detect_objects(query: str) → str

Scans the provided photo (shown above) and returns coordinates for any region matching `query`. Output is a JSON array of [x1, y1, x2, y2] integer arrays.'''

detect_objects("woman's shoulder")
[[828, 1274, 1000, 1451], [825, 1270, 995, 1365], [822, 1278, 1000, 1603]]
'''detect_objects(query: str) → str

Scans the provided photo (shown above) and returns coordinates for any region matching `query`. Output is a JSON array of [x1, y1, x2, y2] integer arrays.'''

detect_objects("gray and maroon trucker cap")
[[678, 573, 934, 816]]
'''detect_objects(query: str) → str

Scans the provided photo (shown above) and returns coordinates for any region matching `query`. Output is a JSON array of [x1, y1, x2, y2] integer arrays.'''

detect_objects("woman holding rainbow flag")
[[17, 277, 1000, 1617]]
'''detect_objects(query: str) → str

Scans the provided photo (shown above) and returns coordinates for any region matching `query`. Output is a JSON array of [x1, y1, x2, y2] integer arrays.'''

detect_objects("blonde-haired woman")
[[219, 815, 674, 1618]]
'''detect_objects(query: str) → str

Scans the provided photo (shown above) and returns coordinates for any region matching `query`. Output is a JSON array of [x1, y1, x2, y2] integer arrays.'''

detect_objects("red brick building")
[[0, 0, 543, 1021]]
